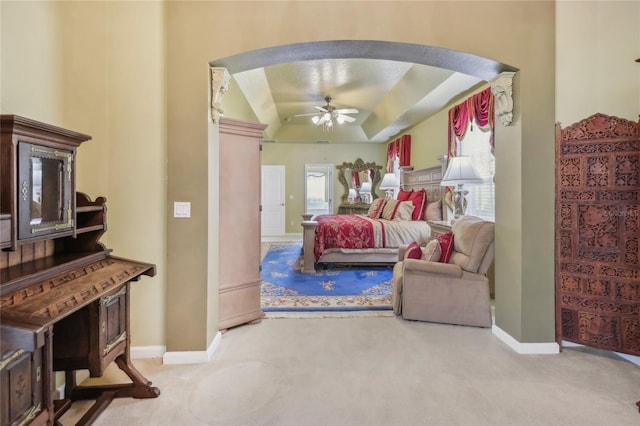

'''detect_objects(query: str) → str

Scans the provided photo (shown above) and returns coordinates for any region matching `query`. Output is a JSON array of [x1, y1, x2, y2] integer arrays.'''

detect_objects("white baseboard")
[[492, 324, 560, 354], [162, 331, 222, 365], [130, 345, 166, 359]]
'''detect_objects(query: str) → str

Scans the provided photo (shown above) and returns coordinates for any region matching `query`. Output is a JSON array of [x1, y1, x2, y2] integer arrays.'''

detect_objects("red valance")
[[386, 134, 411, 172], [447, 87, 495, 155]]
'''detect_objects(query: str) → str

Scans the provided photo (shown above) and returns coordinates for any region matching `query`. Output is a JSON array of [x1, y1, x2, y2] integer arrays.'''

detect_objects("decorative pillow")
[[397, 189, 412, 202], [404, 241, 422, 260], [436, 232, 454, 263], [380, 199, 400, 220], [408, 189, 427, 221], [421, 239, 442, 262], [425, 199, 443, 221], [367, 198, 387, 219], [393, 201, 415, 221]]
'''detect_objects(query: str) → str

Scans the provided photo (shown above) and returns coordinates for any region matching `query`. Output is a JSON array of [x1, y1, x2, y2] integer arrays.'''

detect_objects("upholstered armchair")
[[392, 215, 495, 327]]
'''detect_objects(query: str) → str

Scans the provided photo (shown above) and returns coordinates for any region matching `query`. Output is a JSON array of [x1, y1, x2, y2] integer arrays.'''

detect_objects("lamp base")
[[452, 185, 469, 218]]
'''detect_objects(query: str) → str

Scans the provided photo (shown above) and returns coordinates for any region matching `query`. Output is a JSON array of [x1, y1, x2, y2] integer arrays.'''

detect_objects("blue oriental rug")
[[261, 243, 393, 312]]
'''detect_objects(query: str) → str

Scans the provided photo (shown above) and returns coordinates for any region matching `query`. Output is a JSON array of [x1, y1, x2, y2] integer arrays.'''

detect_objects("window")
[[457, 127, 495, 221]]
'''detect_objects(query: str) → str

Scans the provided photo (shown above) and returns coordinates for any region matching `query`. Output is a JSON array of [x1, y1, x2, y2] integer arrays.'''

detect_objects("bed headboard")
[[400, 157, 447, 220]]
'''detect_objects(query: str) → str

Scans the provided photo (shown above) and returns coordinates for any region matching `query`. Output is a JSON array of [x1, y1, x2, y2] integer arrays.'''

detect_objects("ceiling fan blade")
[[314, 105, 329, 112], [339, 114, 356, 123], [293, 113, 318, 117], [316, 116, 328, 125], [335, 108, 359, 114]]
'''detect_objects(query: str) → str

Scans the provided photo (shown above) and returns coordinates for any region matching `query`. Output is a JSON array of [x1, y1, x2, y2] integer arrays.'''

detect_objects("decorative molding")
[[210, 67, 230, 122], [130, 345, 166, 359], [162, 331, 222, 365], [490, 71, 516, 126], [492, 324, 561, 354]]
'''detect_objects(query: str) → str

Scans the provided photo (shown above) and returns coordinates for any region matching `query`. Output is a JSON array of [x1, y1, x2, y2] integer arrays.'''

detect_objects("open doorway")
[[304, 164, 333, 218]]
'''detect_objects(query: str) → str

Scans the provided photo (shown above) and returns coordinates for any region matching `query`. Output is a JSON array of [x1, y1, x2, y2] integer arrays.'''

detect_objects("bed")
[[301, 162, 446, 273]]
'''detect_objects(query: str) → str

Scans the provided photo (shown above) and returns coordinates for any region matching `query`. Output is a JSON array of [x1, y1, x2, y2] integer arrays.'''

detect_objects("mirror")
[[336, 158, 383, 205], [18, 142, 73, 240], [30, 157, 63, 225]]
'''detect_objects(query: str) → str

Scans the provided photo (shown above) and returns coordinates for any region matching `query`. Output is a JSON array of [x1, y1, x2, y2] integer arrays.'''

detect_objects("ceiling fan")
[[295, 96, 359, 128]]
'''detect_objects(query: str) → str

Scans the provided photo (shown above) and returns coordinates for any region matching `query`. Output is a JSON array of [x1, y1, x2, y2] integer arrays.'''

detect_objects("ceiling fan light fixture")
[[311, 115, 320, 125], [336, 115, 345, 124]]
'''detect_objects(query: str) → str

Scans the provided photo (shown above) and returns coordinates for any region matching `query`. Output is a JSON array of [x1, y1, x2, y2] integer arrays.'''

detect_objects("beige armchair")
[[392, 215, 495, 327]]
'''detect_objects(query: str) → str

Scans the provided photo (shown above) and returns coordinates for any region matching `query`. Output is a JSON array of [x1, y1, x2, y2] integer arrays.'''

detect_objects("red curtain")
[[386, 134, 411, 172], [445, 87, 495, 208], [351, 171, 360, 188], [448, 87, 494, 155]]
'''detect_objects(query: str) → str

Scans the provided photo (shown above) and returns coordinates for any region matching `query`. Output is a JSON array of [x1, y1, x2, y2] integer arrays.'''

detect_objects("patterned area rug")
[[261, 243, 393, 312]]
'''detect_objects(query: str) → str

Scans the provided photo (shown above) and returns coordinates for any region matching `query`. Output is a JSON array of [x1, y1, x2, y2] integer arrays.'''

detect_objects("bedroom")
[[1, 0, 637, 363]]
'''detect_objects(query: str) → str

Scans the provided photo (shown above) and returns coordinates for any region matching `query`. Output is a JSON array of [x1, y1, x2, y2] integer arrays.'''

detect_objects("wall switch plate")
[[174, 201, 191, 218]]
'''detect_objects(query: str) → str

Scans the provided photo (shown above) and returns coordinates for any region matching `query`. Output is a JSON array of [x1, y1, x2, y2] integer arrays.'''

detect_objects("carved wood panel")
[[555, 113, 640, 357]]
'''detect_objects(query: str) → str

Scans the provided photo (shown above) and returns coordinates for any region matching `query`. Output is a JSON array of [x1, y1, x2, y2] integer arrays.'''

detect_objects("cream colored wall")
[[262, 143, 386, 233], [556, 1, 640, 125], [0, 1, 166, 347], [166, 0, 556, 348], [2, 1, 637, 353]]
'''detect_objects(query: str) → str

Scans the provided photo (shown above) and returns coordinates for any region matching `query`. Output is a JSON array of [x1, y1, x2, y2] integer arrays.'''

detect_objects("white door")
[[261, 165, 286, 236], [305, 164, 333, 218]]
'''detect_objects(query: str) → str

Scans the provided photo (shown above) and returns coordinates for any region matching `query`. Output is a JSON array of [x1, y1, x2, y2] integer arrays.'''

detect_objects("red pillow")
[[436, 232, 454, 263], [404, 241, 422, 260], [397, 189, 412, 202], [408, 189, 427, 220]]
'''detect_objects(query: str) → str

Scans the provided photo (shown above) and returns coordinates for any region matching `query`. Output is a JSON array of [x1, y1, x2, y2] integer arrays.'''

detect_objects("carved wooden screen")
[[555, 113, 639, 358]]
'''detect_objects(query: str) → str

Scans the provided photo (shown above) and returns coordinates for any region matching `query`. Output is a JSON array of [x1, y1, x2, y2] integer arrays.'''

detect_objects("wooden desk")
[[1, 254, 157, 426]]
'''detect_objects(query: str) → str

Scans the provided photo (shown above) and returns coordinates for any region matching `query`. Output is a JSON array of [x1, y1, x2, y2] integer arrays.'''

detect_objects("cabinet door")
[[97, 285, 128, 369], [218, 118, 267, 329], [1, 329, 47, 426]]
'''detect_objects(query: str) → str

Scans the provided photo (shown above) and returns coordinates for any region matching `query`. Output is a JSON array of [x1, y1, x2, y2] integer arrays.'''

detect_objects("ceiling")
[[213, 41, 516, 145], [232, 58, 484, 144]]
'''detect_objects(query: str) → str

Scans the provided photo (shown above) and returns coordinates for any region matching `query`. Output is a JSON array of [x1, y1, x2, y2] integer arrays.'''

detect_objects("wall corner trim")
[[162, 331, 223, 365], [130, 345, 167, 359], [492, 325, 560, 354]]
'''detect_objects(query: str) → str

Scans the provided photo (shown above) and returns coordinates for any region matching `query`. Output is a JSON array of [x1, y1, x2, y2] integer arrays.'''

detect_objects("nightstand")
[[427, 220, 453, 237], [337, 204, 370, 214]]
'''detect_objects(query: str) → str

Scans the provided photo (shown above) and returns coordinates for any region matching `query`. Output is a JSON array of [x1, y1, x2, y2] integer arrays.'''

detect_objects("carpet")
[[261, 243, 393, 312]]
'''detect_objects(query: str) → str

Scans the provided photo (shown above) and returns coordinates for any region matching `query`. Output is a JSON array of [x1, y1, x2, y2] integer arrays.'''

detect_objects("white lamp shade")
[[441, 156, 483, 186], [379, 173, 400, 189], [360, 182, 372, 193]]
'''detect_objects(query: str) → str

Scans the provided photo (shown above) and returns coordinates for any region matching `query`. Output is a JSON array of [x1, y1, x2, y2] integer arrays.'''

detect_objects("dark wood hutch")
[[1, 115, 159, 426]]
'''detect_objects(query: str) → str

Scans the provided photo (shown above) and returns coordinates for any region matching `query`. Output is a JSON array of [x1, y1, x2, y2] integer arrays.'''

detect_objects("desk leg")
[[64, 354, 160, 401]]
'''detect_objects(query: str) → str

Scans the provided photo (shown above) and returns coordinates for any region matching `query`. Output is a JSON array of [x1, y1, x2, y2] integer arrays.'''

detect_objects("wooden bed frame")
[[301, 160, 446, 273]]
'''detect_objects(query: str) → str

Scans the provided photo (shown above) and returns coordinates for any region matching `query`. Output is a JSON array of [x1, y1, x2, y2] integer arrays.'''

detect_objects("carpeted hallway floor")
[[61, 316, 640, 426]]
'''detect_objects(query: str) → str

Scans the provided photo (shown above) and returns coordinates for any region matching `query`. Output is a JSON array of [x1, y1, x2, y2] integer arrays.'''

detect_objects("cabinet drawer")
[[1, 329, 47, 426]]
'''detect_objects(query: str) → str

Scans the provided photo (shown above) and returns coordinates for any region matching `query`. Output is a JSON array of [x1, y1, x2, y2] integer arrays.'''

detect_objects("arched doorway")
[[210, 39, 515, 318]]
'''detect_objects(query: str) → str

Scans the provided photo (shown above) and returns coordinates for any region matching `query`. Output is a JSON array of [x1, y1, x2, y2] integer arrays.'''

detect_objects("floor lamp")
[[440, 156, 483, 218]]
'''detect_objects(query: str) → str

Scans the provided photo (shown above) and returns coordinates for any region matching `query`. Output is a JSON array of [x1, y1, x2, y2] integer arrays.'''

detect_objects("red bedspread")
[[313, 214, 384, 262]]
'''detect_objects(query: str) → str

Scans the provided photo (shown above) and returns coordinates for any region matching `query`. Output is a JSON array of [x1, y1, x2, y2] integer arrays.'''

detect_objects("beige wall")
[[262, 143, 386, 233], [1, 1, 167, 347], [556, 1, 640, 125], [1, 1, 637, 353]]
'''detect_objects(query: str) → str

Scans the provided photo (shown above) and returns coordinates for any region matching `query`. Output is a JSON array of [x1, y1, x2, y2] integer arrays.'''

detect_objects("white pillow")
[[380, 200, 398, 220], [393, 201, 415, 221], [425, 199, 443, 221], [421, 239, 442, 262]]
